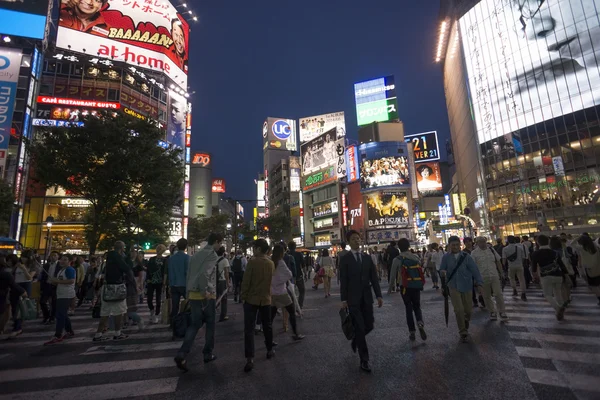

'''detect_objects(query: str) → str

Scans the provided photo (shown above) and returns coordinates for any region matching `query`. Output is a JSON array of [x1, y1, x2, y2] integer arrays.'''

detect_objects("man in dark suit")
[[340, 230, 383, 373]]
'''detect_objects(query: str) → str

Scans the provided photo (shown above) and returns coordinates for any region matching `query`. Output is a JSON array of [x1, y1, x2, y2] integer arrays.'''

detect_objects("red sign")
[[342, 193, 348, 227], [346, 145, 359, 183], [211, 179, 226, 193], [347, 181, 364, 231], [37, 96, 120, 109], [192, 153, 210, 167]]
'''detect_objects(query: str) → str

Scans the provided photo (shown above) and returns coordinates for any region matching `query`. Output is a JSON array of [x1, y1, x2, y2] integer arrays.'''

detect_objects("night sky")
[[187, 0, 450, 208]]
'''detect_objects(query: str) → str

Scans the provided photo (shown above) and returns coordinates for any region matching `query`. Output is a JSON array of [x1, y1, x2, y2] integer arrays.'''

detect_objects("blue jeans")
[[176, 299, 216, 360], [55, 298, 73, 337], [170, 286, 186, 325]]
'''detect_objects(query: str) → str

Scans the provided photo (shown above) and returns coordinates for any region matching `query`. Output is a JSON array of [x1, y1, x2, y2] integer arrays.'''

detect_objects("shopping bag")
[[173, 301, 191, 339], [19, 298, 37, 321], [339, 307, 354, 341], [161, 299, 171, 325]]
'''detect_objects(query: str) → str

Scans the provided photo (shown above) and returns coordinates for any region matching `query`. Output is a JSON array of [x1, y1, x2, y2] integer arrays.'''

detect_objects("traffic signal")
[[144, 242, 151, 250]]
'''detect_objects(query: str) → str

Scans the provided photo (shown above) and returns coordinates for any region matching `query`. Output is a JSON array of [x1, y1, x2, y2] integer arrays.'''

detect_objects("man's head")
[[340, 241, 347, 251], [398, 238, 410, 252], [74, 0, 106, 19], [475, 236, 488, 249], [217, 246, 226, 257], [346, 230, 361, 250], [288, 241, 296, 252], [156, 244, 166, 256], [522, 235, 529, 242], [507, 235, 516, 244], [49, 251, 59, 263], [252, 239, 269, 256], [537, 234, 550, 246], [207, 233, 223, 251], [59, 255, 70, 267], [169, 244, 176, 254], [463, 237, 473, 249], [496, 238, 503, 245], [448, 236, 462, 254], [176, 238, 188, 251], [390, 241, 397, 247], [171, 19, 186, 56], [114, 241, 125, 254], [279, 241, 288, 252]]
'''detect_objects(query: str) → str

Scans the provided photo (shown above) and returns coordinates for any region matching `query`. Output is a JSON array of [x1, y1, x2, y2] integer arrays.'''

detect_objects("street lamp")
[[44, 216, 55, 261]]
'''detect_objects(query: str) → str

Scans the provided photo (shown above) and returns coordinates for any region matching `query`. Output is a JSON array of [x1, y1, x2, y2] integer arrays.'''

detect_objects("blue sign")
[[0, 4, 47, 40], [272, 120, 291, 140], [0, 49, 21, 154]]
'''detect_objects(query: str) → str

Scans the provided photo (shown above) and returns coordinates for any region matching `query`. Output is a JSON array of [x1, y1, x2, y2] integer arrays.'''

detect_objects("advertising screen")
[[211, 178, 226, 193], [0, 0, 48, 39], [263, 117, 297, 152], [460, 0, 600, 144], [345, 145, 360, 183], [0, 49, 22, 174], [347, 181, 364, 231], [366, 190, 410, 229], [257, 180, 265, 207], [301, 128, 346, 191], [358, 141, 411, 191], [405, 131, 440, 163], [167, 91, 187, 150], [299, 111, 346, 144], [56, 0, 190, 88], [415, 162, 443, 196], [354, 76, 399, 126]]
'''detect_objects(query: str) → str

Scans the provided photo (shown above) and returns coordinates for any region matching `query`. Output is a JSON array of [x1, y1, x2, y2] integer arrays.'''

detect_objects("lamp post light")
[[44, 216, 55, 261]]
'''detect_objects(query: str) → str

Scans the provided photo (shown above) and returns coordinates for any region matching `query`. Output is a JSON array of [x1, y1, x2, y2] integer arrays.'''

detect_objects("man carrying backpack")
[[231, 251, 246, 303], [502, 236, 527, 301], [393, 238, 426, 341]]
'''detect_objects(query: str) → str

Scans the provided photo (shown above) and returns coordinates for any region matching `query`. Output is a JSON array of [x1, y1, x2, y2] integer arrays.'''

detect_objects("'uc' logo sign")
[[0, 56, 10, 70], [272, 120, 291, 140]]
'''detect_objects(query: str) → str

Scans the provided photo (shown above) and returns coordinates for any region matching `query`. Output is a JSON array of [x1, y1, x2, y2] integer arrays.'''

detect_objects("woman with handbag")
[[93, 241, 130, 342], [318, 249, 335, 298], [576, 235, 600, 305]]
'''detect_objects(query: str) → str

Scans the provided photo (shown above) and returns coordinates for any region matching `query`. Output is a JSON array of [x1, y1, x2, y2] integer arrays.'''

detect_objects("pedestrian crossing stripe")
[[509, 331, 600, 346]]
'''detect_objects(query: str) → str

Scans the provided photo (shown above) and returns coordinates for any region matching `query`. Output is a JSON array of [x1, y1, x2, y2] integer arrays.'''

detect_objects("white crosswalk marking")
[[82, 341, 180, 355], [503, 284, 600, 399]]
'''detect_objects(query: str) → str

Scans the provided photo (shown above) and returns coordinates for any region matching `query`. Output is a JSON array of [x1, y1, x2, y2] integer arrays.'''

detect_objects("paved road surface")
[[1, 279, 599, 400]]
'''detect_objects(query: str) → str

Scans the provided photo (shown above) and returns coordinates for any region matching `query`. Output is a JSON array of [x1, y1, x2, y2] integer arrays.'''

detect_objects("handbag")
[[102, 283, 127, 302], [18, 298, 37, 321], [173, 301, 191, 339], [339, 307, 354, 341], [92, 302, 101, 318]]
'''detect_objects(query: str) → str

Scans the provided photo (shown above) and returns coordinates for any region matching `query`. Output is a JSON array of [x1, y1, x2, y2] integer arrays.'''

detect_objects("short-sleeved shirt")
[[471, 247, 500, 279], [56, 267, 76, 299], [217, 257, 230, 282], [14, 266, 31, 283], [502, 244, 526, 268]]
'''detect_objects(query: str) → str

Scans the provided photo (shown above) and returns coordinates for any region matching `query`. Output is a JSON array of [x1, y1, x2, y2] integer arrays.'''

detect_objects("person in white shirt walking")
[[471, 237, 508, 321], [502, 236, 527, 301], [426, 243, 443, 289]]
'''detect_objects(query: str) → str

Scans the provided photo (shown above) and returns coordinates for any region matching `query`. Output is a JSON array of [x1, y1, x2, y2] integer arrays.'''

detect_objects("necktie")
[[355, 252, 361, 264]]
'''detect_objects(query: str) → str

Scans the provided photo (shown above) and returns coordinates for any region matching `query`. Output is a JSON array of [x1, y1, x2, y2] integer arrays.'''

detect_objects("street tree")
[[187, 213, 230, 247], [257, 214, 291, 243], [0, 180, 13, 236], [26, 111, 184, 254]]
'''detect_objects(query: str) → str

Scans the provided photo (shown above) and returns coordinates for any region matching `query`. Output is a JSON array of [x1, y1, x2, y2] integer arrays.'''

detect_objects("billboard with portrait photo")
[[167, 90, 187, 151], [301, 128, 338, 176], [460, 0, 600, 144], [299, 111, 345, 144], [358, 141, 411, 191], [366, 190, 410, 229], [415, 162, 443, 196], [56, 0, 190, 88]]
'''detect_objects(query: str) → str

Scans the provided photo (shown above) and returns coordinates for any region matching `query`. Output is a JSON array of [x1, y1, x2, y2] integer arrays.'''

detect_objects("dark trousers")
[[41, 287, 57, 321], [233, 273, 243, 302], [170, 286, 186, 324], [296, 279, 305, 308], [54, 298, 73, 338], [401, 287, 423, 332], [217, 281, 227, 320], [146, 283, 162, 315], [349, 298, 374, 362], [177, 299, 215, 360], [271, 303, 297, 335], [9, 292, 22, 332], [243, 302, 273, 358], [77, 284, 89, 307]]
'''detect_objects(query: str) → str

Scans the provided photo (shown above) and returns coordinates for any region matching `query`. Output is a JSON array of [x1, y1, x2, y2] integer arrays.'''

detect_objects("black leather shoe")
[[267, 350, 275, 359], [203, 354, 217, 363], [174, 357, 189, 372], [360, 361, 371, 373], [351, 339, 357, 353], [244, 360, 254, 372]]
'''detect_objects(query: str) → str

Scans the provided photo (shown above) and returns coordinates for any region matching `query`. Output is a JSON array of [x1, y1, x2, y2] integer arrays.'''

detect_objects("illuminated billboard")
[[56, 0, 190, 88], [211, 178, 226, 193], [299, 111, 346, 144], [358, 141, 411, 191], [167, 91, 187, 150], [257, 180, 265, 207], [354, 76, 399, 126], [460, 0, 600, 144], [0, 0, 48, 39], [347, 181, 364, 231], [416, 162, 443, 196], [289, 156, 301, 192], [405, 131, 440, 163], [263, 117, 297, 152], [0, 49, 21, 175], [366, 190, 410, 229], [301, 128, 346, 191], [191, 153, 210, 167], [37, 96, 120, 109], [345, 145, 360, 183]]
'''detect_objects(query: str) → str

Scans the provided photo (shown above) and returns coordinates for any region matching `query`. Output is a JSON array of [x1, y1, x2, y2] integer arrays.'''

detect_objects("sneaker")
[[44, 336, 63, 346], [244, 360, 254, 373], [409, 331, 416, 341], [9, 330, 22, 339], [113, 333, 129, 341], [137, 320, 145, 332], [500, 313, 509, 321], [512, 289, 518, 297], [556, 307, 565, 321], [460, 334, 470, 343], [153, 316, 159, 324], [174, 357, 189, 372], [92, 335, 110, 342], [266, 350, 275, 359], [292, 334, 305, 341], [521, 293, 527, 301], [62, 331, 75, 340], [473, 302, 479, 308], [418, 323, 427, 340], [490, 312, 498, 321]]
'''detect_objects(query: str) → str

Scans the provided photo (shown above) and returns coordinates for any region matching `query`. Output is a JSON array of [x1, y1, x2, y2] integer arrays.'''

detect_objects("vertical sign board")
[[0, 49, 22, 177]]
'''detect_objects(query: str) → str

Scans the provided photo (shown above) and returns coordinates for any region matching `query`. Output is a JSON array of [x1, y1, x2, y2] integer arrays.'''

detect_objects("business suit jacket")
[[340, 250, 382, 307]]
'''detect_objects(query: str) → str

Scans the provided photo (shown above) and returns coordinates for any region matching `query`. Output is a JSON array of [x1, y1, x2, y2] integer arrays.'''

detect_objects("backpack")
[[398, 255, 425, 292], [507, 246, 519, 262], [231, 257, 243, 274]]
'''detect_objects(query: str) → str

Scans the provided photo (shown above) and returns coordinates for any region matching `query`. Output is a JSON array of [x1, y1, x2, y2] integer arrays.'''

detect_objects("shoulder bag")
[[103, 283, 127, 302]]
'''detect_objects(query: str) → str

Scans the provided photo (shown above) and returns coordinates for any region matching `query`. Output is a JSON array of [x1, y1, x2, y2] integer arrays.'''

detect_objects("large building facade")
[[439, 0, 600, 237]]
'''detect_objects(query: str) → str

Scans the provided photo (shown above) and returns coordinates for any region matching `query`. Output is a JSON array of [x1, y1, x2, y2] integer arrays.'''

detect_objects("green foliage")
[[257, 214, 291, 243], [187, 213, 230, 246], [237, 222, 257, 253], [26, 111, 184, 254], [0, 179, 13, 236]]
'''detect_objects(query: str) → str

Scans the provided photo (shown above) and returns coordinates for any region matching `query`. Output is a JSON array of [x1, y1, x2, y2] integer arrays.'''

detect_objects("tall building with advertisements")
[[15, 0, 193, 252], [437, 0, 600, 237]]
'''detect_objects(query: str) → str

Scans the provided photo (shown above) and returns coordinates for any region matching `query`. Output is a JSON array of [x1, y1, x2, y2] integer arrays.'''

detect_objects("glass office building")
[[440, 0, 600, 237]]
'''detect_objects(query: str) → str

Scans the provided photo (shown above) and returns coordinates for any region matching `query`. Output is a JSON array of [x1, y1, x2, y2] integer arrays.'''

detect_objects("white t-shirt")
[[502, 243, 526, 268], [56, 267, 76, 299], [14, 266, 31, 283], [471, 247, 501, 279], [430, 251, 443, 271], [216, 257, 230, 282]]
